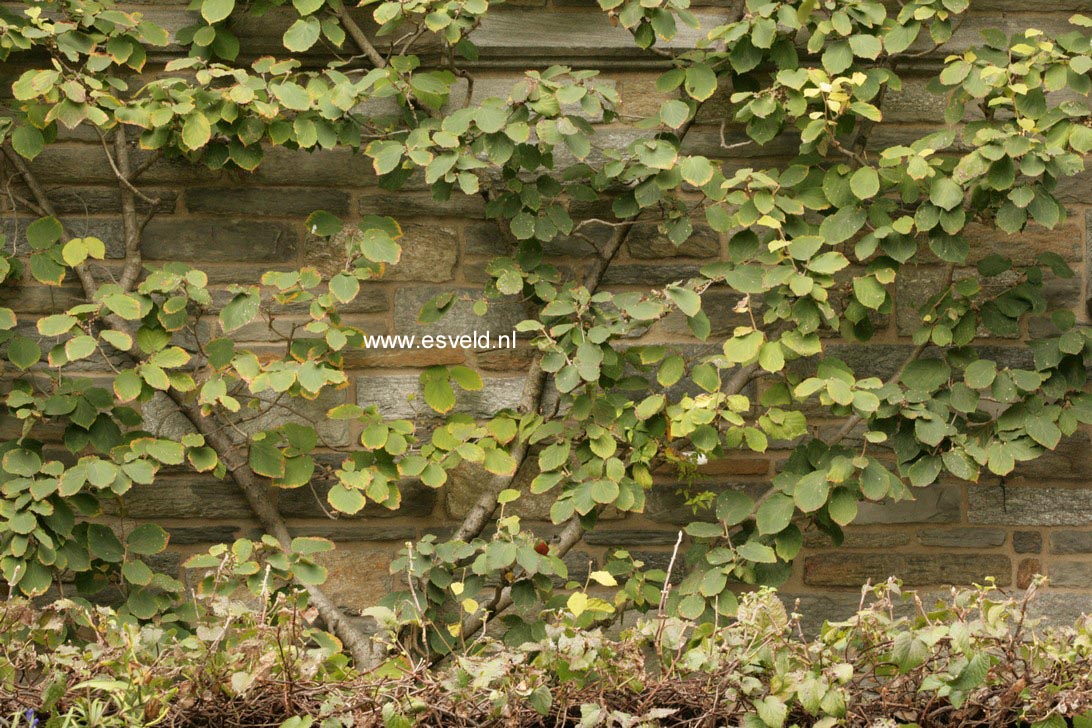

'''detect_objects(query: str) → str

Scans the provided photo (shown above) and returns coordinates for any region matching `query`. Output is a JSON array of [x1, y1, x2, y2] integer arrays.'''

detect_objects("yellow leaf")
[[567, 592, 588, 617], [589, 570, 617, 587]]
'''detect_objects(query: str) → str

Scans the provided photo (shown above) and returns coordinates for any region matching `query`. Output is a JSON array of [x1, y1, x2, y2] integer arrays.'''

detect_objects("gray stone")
[[360, 192, 486, 219], [103, 478, 254, 519], [45, 187, 178, 215], [386, 222, 458, 282], [803, 530, 912, 549], [277, 478, 438, 519], [185, 187, 350, 217], [804, 553, 1011, 587], [445, 460, 554, 521], [357, 373, 524, 419], [853, 484, 961, 525], [917, 527, 1006, 548], [969, 485, 1092, 526], [627, 223, 720, 259], [1049, 562, 1092, 589], [646, 483, 768, 525], [166, 526, 239, 545], [281, 524, 419, 541], [464, 221, 509, 257], [142, 218, 299, 262], [584, 529, 681, 546], [392, 286, 525, 341], [1013, 531, 1043, 554], [1050, 531, 1092, 554], [601, 263, 704, 286], [1026, 592, 1092, 626], [249, 147, 375, 187]]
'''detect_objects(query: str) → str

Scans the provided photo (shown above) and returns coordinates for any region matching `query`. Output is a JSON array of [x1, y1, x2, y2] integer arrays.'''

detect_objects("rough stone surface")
[[627, 223, 720, 259], [969, 486, 1092, 526], [1013, 531, 1043, 554], [185, 187, 350, 217], [357, 373, 524, 419], [1017, 558, 1041, 589], [804, 553, 1012, 587], [103, 479, 255, 519], [917, 528, 1006, 549], [1050, 531, 1092, 554], [277, 479, 438, 520], [386, 222, 459, 282], [646, 483, 768, 525], [392, 287, 525, 341], [1048, 561, 1092, 589], [166, 526, 240, 545], [853, 484, 961, 525], [445, 461, 554, 521], [803, 530, 912, 549], [142, 218, 299, 262]]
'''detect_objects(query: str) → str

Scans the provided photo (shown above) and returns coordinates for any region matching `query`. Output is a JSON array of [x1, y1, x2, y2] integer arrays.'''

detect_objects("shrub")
[[3, 579, 1092, 727]]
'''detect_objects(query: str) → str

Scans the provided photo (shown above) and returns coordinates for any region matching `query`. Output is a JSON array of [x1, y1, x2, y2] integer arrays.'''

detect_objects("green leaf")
[[756, 493, 794, 535], [964, 360, 997, 389], [202, 0, 236, 22], [723, 330, 764, 364], [827, 488, 858, 526], [736, 540, 776, 564], [684, 64, 718, 101], [659, 99, 690, 128], [11, 126, 45, 161], [359, 228, 401, 264], [819, 207, 866, 245], [38, 314, 77, 337], [284, 17, 322, 52], [103, 293, 144, 320], [793, 471, 830, 513], [930, 177, 963, 210], [307, 210, 342, 237], [483, 448, 516, 476], [127, 524, 169, 555], [328, 483, 366, 514], [849, 167, 880, 199], [329, 273, 360, 304], [181, 113, 212, 151], [87, 523, 124, 563], [716, 490, 754, 525], [853, 276, 886, 309], [220, 291, 259, 332], [8, 336, 41, 370], [665, 286, 701, 316], [122, 560, 153, 586], [113, 369, 143, 402], [657, 354, 685, 386], [449, 365, 483, 391], [27, 217, 63, 249], [3, 448, 41, 477], [249, 441, 286, 479], [421, 369, 456, 413], [635, 394, 665, 420], [1026, 416, 1061, 450]]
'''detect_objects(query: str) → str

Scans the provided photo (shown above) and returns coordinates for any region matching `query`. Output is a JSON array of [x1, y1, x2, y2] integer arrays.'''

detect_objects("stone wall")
[[3, 0, 1092, 625]]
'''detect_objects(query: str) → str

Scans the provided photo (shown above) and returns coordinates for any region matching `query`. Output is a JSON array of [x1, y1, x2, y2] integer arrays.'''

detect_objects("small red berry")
[[534, 540, 549, 556]]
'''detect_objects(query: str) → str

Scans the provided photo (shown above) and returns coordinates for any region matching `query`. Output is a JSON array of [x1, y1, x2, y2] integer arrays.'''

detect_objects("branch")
[[164, 389, 378, 667], [457, 361, 760, 645], [8, 139, 378, 669], [331, 3, 388, 69], [828, 264, 956, 446], [1, 145, 98, 298], [108, 127, 156, 292]]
